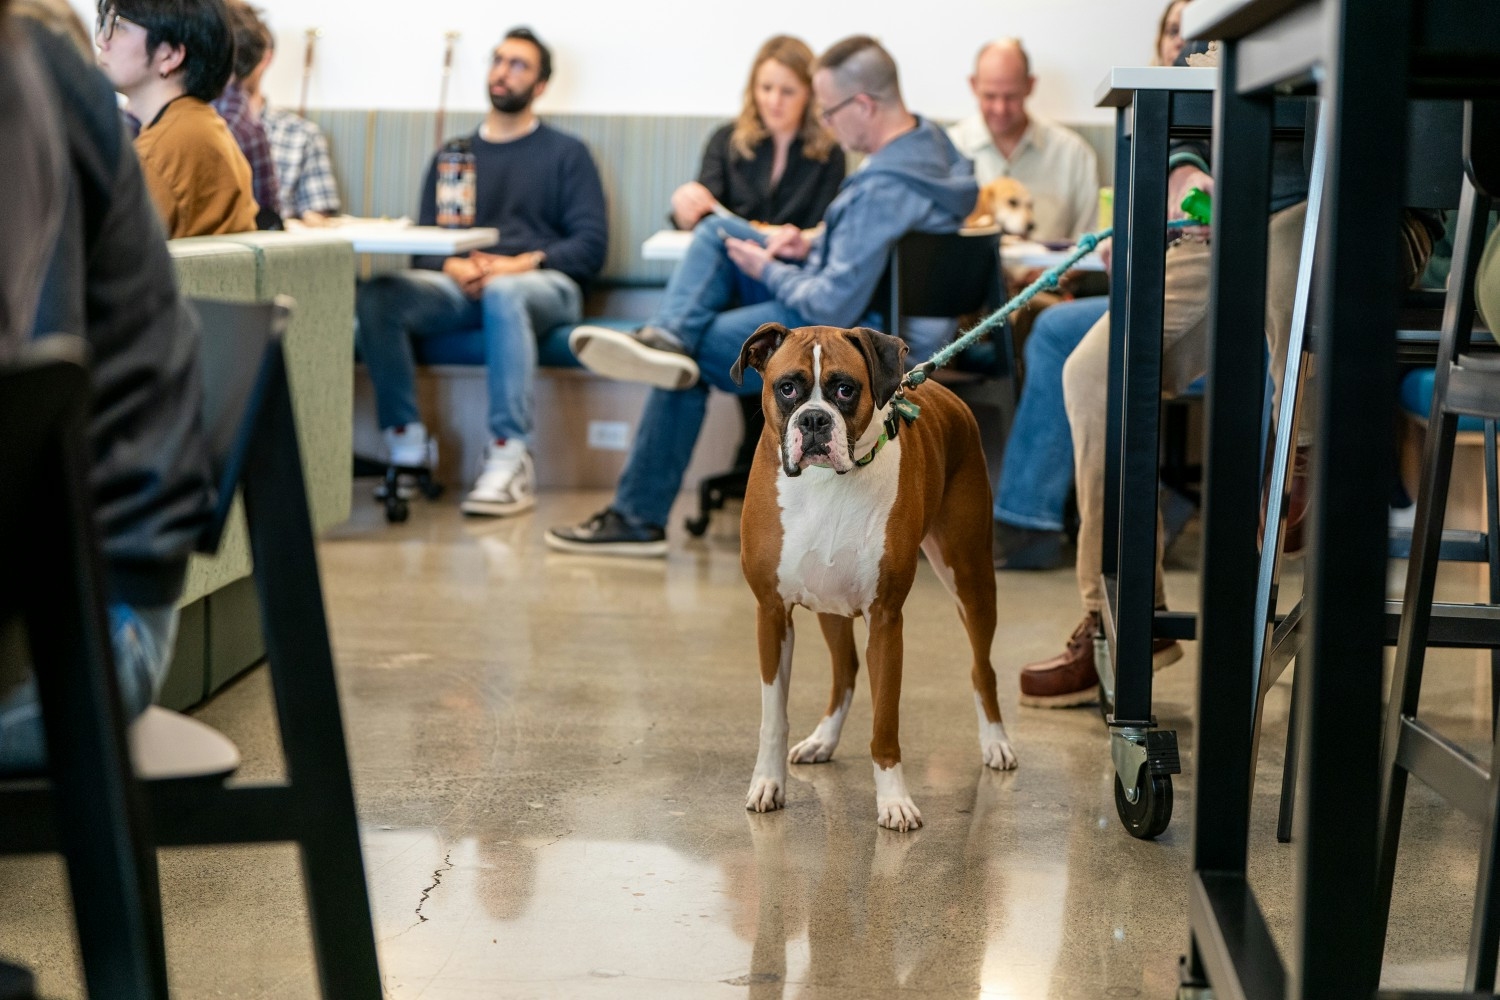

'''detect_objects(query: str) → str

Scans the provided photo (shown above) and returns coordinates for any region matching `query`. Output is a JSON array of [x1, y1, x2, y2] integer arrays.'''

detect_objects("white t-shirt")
[[948, 113, 1100, 241]]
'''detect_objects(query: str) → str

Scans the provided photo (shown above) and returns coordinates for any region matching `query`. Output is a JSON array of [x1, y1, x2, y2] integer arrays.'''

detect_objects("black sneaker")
[[993, 521, 1066, 571], [544, 508, 669, 557], [569, 324, 700, 390]]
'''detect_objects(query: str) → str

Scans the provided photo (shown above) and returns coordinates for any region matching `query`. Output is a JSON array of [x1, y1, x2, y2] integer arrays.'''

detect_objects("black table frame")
[[1182, 1, 1500, 997], [1100, 79, 1304, 837]]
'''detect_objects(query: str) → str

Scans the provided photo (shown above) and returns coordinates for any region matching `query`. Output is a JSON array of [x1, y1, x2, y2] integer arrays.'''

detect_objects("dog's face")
[[731, 324, 907, 476], [965, 176, 1036, 238]]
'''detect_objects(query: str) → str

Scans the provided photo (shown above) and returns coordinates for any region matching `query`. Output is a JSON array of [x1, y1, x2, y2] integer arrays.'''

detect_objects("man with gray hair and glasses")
[[553, 35, 977, 556]]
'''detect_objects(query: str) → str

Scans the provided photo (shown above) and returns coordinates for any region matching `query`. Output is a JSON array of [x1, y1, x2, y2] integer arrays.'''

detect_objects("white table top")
[[1003, 241, 1106, 273], [641, 228, 1103, 273], [286, 217, 499, 255], [1095, 66, 1218, 107]]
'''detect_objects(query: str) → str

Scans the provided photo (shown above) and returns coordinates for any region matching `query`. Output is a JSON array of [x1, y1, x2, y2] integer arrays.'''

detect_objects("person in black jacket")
[[0, 4, 215, 771], [670, 35, 846, 234]]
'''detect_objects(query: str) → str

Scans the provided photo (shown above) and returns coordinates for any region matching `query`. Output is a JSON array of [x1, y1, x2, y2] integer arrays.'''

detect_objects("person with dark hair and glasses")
[[356, 26, 607, 518], [93, 0, 257, 237], [211, 0, 280, 229]]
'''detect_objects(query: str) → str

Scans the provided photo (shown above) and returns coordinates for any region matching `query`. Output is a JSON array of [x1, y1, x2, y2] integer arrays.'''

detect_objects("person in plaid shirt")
[[236, 12, 341, 222], [261, 103, 340, 221], [211, 0, 279, 227]]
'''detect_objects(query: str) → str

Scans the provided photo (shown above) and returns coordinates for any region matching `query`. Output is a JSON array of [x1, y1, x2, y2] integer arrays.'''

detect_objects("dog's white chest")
[[775, 440, 901, 617]]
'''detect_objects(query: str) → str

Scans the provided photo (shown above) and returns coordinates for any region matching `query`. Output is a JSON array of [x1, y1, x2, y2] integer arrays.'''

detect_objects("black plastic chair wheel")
[[384, 497, 409, 523], [683, 515, 709, 537], [1114, 769, 1172, 840]]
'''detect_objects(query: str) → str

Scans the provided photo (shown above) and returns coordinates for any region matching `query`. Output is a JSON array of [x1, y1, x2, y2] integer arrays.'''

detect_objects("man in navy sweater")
[[356, 27, 607, 516]]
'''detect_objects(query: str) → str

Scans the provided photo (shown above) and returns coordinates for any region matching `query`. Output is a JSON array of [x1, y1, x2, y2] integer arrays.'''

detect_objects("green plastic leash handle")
[[1180, 187, 1212, 225]]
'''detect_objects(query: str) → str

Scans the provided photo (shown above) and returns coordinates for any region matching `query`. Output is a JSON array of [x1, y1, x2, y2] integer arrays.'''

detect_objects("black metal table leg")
[[1102, 105, 1134, 583], [1186, 37, 1277, 992], [1111, 88, 1171, 730], [1103, 88, 1183, 839], [1293, 2, 1413, 993]]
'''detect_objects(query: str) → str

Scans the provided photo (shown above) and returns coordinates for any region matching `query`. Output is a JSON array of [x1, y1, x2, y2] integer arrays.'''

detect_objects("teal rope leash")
[[899, 216, 1203, 397]]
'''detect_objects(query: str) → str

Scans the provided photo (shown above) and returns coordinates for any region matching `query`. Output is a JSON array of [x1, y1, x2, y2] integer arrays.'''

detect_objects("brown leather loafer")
[[1020, 612, 1102, 708]]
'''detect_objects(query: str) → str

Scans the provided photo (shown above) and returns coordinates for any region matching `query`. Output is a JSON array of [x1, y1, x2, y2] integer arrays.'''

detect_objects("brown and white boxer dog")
[[731, 323, 1018, 832]]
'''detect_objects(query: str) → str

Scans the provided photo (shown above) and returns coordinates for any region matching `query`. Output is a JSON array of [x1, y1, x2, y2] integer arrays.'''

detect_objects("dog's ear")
[[846, 327, 908, 408], [731, 323, 789, 386]]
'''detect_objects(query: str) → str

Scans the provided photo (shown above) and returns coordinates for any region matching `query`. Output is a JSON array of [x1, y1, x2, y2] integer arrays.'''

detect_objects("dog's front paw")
[[872, 762, 922, 831], [876, 797, 923, 832], [745, 774, 786, 813], [789, 733, 837, 764], [979, 722, 1018, 770], [983, 739, 1018, 770]]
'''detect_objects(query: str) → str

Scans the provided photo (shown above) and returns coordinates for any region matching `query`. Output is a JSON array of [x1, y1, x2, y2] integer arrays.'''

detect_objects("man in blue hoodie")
[[548, 35, 977, 556]]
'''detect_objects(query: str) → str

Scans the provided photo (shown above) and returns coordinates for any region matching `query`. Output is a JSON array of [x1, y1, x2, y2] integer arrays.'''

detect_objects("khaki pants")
[[1063, 203, 1307, 612], [1479, 220, 1500, 336]]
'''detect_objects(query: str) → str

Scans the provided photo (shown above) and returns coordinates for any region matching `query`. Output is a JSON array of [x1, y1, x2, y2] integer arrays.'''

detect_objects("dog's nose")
[[797, 408, 833, 439]]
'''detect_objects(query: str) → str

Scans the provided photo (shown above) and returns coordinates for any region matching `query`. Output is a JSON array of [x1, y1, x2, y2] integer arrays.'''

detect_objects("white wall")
[[73, 0, 1169, 125]]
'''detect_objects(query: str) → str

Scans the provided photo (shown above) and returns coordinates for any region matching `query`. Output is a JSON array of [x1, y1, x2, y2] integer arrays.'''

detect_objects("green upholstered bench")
[[163, 234, 355, 709]]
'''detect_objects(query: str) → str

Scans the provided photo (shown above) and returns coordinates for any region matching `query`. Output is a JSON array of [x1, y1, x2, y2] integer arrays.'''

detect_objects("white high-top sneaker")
[[377, 422, 438, 500], [383, 422, 436, 469], [461, 439, 536, 516]]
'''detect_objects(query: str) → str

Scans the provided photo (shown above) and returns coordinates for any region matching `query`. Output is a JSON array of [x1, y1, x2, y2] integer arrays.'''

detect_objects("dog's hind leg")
[[747, 601, 794, 812], [789, 613, 860, 764]]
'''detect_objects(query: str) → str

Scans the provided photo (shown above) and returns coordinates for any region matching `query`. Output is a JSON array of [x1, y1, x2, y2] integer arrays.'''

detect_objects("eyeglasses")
[[818, 93, 865, 125], [95, 7, 140, 43]]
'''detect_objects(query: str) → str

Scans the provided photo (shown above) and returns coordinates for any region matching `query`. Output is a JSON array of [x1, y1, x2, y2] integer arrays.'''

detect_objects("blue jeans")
[[655, 216, 778, 350], [356, 268, 583, 445], [0, 603, 178, 772], [612, 217, 811, 526], [614, 299, 814, 527], [993, 295, 1109, 530]]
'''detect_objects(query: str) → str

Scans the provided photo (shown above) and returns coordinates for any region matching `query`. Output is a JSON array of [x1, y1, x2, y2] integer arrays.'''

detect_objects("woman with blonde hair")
[[669, 34, 845, 231], [1151, 0, 1192, 66]]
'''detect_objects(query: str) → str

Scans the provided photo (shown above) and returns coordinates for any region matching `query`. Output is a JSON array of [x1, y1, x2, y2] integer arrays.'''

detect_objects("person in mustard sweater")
[[93, 0, 256, 238]]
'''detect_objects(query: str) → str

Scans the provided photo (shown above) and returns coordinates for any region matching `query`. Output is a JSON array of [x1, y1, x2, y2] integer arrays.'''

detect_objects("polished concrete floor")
[[0, 487, 1491, 997]]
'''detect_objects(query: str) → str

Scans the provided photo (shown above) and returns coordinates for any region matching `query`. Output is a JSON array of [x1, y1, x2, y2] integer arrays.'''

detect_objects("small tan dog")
[[965, 176, 1036, 238]]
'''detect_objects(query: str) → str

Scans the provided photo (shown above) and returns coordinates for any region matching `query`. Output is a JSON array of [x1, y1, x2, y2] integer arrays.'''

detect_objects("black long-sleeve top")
[[690, 123, 846, 229]]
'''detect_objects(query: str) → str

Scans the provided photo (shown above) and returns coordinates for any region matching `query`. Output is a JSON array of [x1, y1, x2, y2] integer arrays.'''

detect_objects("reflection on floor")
[[0, 488, 1486, 997]]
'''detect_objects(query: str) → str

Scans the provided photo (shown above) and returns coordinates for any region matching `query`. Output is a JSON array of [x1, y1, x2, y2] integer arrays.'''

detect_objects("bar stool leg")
[[1472, 419, 1500, 990], [1373, 175, 1493, 984], [1253, 114, 1327, 800]]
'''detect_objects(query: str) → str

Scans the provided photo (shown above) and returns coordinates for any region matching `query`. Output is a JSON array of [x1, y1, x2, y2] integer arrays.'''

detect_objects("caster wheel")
[[384, 496, 409, 523], [1114, 768, 1172, 839], [683, 514, 709, 537], [420, 480, 445, 500]]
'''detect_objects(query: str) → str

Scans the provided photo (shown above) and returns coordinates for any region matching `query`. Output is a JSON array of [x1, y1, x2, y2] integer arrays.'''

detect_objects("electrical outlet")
[[587, 420, 630, 451]]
